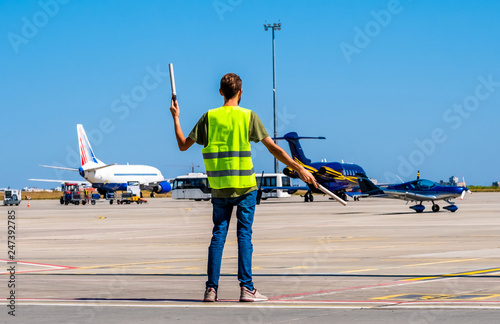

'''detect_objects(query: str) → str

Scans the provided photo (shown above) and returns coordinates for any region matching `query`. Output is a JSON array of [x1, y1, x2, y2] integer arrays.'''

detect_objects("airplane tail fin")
[[77, 124, 104, 168], [274, 132, 325, 165], [357, 173, 384, 195]]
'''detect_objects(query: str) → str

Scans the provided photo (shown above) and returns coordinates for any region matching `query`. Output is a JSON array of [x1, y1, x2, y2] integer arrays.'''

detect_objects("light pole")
[[264, 22, 281, 174]]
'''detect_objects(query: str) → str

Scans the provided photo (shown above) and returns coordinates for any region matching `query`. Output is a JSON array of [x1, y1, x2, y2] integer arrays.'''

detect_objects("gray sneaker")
[[239, 287, 268, 302], [204, 287, 217, 302]]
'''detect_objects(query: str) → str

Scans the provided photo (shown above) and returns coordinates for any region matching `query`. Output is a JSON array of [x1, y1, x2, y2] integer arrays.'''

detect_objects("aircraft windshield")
[[417, 180, 437, 189]]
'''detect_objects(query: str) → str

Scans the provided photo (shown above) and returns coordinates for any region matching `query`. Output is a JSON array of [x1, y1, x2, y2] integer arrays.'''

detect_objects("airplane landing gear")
[[432, 204, 440, 212], [304, 191, 314, 202]]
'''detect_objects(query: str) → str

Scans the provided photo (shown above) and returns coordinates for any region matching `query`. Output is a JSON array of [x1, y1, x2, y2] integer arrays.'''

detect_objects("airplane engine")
[[79, 167, 85, 178], [153, 181, 172, 194], [283, 167, 299, 178]]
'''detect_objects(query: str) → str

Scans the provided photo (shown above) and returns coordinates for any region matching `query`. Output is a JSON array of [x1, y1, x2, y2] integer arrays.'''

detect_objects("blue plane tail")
[[274, 132, 325, 165], [357, 174, 384, 195]]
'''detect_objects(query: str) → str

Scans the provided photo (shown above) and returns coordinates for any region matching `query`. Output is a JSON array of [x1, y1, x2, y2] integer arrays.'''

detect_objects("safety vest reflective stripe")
[[206, 168, 255, 177], [202, 151, 252, 159]]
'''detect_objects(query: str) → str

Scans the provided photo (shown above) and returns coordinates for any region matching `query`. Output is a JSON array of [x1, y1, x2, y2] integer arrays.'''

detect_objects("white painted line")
[[1, 300, 499, 309]]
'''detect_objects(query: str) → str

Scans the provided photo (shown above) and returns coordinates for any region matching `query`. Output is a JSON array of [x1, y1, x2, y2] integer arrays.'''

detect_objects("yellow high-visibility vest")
[[202, 106, 256, 189]]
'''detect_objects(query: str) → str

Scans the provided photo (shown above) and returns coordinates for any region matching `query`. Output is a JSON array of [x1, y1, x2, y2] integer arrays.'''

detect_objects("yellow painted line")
[[340, 259, 478, 275], [373, 294, 500, 301], [341, 268, 379, 274], [388, 258, 479, 269], [470, 294, 500, 301], [372, 294, 411, 300], [405, 267, 500, 281]]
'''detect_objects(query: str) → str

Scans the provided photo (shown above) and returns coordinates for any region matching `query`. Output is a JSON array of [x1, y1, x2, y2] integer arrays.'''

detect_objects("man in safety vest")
[[170, 73, 316, 302]]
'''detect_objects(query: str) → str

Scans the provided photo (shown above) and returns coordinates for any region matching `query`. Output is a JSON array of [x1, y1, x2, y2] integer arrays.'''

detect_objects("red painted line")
[[0, 259, 77, 274]]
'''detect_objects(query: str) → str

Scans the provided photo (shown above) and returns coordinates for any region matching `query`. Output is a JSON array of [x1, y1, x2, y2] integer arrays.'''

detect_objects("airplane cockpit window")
[[406, 183, 416, 190], [418, 180, 436, 190]]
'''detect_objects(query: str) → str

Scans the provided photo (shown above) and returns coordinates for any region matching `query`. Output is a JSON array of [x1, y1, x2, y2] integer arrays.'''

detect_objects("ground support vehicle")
[[60, 183, 84, 205], [3, 189, 21, 206], [104, 192, 116, 205], [116, 182, 147, 204], [116, 192, 147, 204]]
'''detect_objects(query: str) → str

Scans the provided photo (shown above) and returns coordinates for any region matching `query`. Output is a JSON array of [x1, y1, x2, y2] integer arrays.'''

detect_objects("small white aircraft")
[[32, 124, 171, 197]]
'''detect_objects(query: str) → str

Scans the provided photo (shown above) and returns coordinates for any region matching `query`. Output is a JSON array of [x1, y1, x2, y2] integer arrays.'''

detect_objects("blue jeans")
[[206, 190, 257, 291]]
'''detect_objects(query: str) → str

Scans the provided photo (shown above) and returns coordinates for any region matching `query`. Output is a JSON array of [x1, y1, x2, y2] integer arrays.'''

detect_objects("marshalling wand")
[[317, 183, 347, 206], [169, 63, 176, 101]]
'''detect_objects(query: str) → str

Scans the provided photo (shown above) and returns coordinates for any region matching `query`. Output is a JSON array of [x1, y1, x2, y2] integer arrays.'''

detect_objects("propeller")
[[460, 176, 472, 200]]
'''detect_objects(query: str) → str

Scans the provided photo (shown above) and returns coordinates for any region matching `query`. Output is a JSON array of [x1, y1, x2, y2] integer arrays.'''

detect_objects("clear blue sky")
[[1, 0, 499, 189]]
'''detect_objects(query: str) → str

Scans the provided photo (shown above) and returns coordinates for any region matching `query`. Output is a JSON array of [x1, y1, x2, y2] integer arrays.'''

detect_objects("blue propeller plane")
[[356, 172, 471, 213], [275, 132, 366, 202]]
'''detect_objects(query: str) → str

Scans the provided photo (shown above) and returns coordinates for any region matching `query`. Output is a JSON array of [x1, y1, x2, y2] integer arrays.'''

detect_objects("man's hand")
[[170, 99, 179, 119], [297, 167, 318, 188]]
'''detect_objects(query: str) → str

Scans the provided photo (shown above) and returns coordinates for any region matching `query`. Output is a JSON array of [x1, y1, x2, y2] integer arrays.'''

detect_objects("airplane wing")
[[84, 164, 118, 171], [383, 190, 437, 201], [29, 179, 91, 186], [39, 165, 79, 171], [40, 164, 117, 172], [345, 192, 370, 198], [261, 186, 309, 193]]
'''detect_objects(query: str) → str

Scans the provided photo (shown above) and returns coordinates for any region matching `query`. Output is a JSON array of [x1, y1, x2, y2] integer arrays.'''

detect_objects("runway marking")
[[341, 268, 379, 273], [0, 259, 76, 274], [2, 299, 500, 309], [405, 267, 500, 281], [271, 266, 500, 301], [340, 258, 479, 274], [372, 294, 500, 301]]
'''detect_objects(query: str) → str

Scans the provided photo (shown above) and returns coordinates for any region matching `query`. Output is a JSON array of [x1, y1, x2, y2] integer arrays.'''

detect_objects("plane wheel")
[[150, 192, 155, 198], [309, 194, 314, 202], [304, 195, 309, 202], [432, 204, 440, 212]]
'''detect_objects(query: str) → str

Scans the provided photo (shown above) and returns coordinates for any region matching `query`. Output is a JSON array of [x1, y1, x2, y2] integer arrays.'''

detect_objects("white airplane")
[[32, 124, 171, 197]]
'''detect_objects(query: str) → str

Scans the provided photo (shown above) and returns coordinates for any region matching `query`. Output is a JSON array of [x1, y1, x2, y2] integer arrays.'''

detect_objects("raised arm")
[[170, 99, 195, 151]]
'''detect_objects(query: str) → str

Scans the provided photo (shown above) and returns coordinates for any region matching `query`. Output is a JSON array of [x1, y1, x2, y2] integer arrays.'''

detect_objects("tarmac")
[[1, 192, 500, 323]]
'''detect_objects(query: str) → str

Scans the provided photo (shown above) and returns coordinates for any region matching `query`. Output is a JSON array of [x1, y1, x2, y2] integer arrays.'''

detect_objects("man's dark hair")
[[220, 73, 242, 99]]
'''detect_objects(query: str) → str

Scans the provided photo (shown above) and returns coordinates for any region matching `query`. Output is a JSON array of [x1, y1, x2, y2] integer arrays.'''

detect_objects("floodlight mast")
[[264, 22, 281, 173]]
